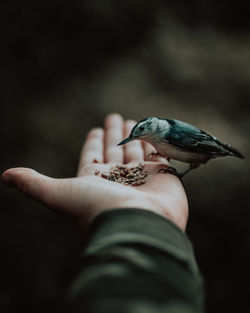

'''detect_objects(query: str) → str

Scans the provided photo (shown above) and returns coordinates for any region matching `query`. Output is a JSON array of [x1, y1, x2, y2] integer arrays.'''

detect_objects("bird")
[[118, 117, 244, 177]]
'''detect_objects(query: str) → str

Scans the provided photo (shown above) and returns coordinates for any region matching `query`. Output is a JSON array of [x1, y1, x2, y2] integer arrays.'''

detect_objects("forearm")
[[68, 209, 204, 313]]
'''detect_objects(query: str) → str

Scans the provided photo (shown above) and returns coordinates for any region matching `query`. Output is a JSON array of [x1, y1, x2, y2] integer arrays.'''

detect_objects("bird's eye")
[[139, 125, 145, 131]]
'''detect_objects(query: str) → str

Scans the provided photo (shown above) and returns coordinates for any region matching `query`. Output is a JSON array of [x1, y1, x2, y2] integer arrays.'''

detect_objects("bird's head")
[[118, 117, 160, 146]]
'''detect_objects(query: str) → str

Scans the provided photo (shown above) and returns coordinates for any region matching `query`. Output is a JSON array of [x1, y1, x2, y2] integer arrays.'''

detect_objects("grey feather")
[[165, 119, 244, 158]]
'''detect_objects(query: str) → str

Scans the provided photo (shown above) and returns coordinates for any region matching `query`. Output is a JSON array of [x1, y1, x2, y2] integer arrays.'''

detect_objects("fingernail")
[[2, 173, 15, 187]]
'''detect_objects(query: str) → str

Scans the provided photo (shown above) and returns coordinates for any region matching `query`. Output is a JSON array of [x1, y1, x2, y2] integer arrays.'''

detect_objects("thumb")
[[2, 168, 91, 229], [1, 167, 68, 210]]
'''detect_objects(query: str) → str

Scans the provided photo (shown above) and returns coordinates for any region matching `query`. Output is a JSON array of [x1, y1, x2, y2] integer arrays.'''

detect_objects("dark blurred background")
[[0, 1, 249, 312]]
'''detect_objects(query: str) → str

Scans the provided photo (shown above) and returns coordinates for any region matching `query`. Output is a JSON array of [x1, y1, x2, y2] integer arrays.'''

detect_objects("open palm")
[[2, 114, 188, 231]]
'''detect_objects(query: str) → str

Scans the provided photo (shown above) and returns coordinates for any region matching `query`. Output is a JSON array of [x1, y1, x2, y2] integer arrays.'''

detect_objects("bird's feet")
[[158, 166, 182, 179]]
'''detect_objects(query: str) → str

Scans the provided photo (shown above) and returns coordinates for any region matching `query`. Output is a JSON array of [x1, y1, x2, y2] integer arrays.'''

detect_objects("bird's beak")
[[117, 136, 134, 146]]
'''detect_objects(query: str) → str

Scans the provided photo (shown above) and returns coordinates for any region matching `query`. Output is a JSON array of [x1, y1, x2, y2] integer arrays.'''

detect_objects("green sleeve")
[[68, 209, 205, 313]]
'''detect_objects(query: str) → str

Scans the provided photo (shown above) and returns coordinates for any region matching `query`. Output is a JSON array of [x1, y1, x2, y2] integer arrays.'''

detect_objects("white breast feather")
[[148, 137, 209, 163]]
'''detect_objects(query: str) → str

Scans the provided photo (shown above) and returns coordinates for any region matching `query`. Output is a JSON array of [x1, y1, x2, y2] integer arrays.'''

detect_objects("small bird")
[[118, 117, 244, 177]]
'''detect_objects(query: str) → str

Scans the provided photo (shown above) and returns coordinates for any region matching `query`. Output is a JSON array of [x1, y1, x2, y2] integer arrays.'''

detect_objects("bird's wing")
[[166, 119, 230, 155]]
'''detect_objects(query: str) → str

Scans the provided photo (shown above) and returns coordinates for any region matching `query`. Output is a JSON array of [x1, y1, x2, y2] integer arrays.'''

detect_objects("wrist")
[[109, 196, 188, 232]]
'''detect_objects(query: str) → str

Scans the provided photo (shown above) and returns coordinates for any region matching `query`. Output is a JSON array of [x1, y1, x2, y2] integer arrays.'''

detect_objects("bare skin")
[[1, 114, 188, 231]]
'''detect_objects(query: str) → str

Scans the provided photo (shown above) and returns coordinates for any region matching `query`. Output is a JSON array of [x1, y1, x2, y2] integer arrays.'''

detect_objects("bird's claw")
[[158, 167, 181, 178]]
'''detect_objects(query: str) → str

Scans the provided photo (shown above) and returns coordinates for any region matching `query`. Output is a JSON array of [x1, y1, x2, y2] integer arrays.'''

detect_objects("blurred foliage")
[[1, 1, 250, 313]]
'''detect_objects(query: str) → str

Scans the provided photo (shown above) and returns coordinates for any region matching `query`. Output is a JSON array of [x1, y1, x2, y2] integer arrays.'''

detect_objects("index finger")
[[77, 127, 104, 175]]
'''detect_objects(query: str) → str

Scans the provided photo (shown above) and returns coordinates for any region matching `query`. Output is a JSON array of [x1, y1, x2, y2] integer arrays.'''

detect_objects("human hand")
[[2, 114, 188, 231]]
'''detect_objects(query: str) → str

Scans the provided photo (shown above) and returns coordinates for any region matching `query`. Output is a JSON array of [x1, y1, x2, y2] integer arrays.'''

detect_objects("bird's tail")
[[219, 141, 244, 159], [228, 146, 244, 159]]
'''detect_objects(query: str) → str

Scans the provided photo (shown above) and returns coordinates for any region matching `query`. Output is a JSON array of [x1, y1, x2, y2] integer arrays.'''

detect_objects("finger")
[[2, 167, 86, 218], [2, 167, 58, 205], [78, 128, 104, 174], [142, 141, 168, 163], [104, 113, 124, 163], [124, 120, 144, 163]]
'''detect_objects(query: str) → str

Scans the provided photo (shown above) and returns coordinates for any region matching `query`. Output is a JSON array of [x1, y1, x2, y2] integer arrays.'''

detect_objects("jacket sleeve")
[[68, 208, 205, 313]]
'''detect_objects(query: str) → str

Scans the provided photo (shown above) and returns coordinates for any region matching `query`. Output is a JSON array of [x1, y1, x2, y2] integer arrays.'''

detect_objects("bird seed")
[[95, 163, 148, 186]]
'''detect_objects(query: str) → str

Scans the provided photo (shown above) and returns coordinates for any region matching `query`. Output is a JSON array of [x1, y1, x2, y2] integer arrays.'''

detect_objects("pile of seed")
[[95, 164, 148, 186]]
